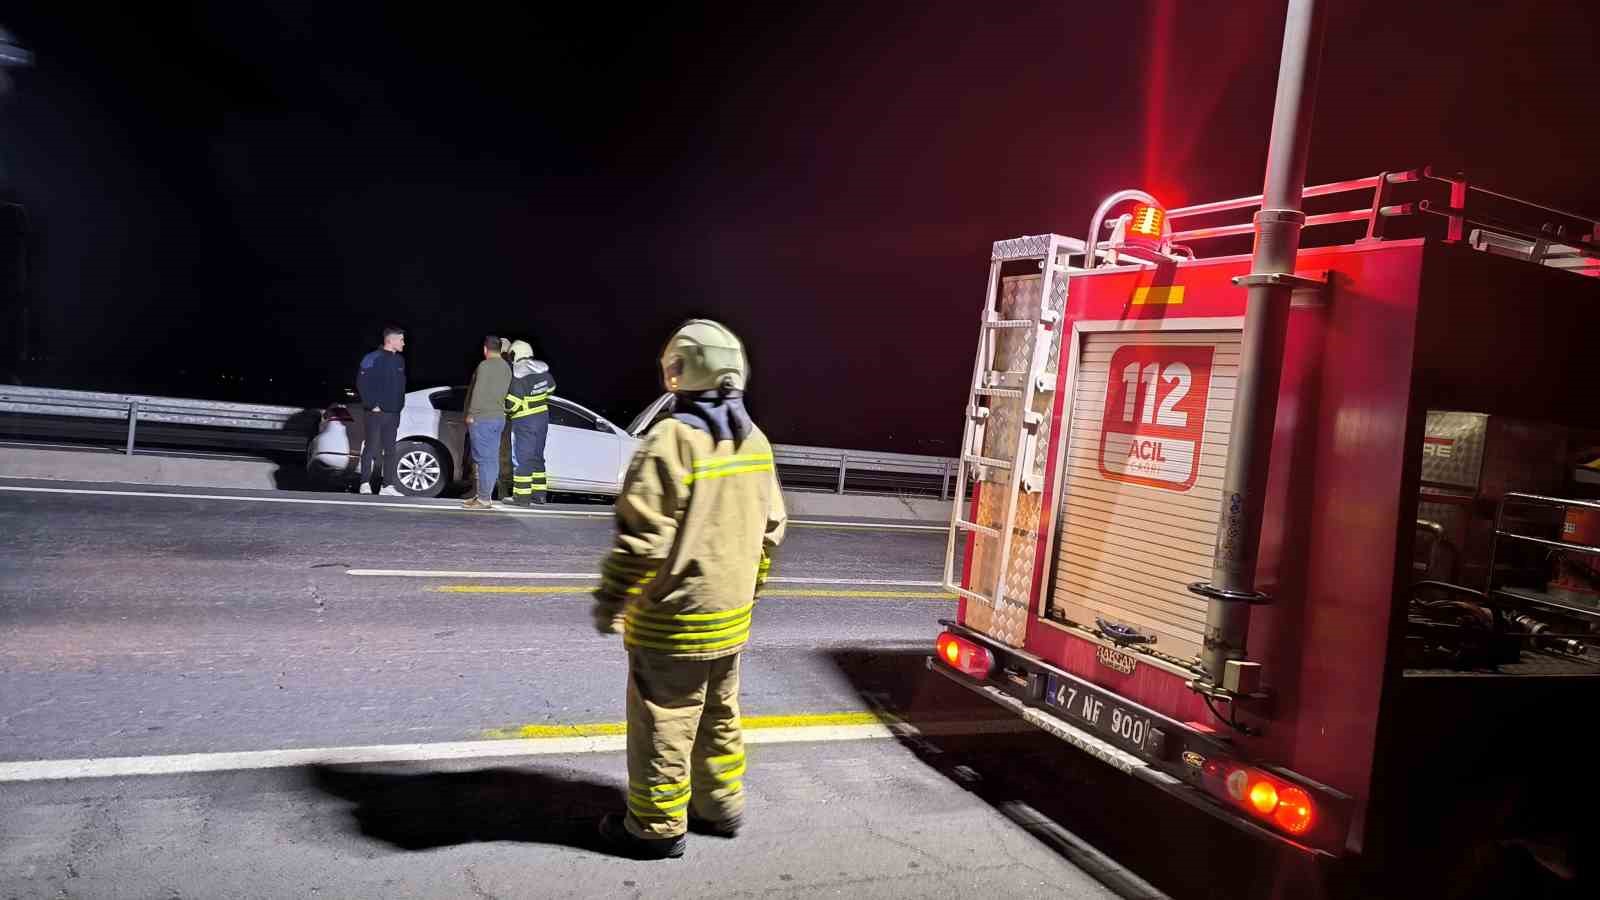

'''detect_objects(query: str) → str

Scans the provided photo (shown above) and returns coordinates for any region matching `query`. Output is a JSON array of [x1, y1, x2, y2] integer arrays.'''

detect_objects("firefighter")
[[504, 340, 555, 506], [592, 319, 787, 859]]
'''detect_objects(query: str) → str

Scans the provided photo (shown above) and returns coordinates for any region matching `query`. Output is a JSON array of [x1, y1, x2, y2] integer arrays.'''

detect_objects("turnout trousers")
[[624, 650, 745, 840], [510, 414, 549, 499]]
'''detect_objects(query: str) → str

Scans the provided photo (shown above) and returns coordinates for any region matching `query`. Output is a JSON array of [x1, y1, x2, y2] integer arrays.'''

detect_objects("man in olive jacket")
[[593, 319, 787, 859], [463, 335, 512, 509]]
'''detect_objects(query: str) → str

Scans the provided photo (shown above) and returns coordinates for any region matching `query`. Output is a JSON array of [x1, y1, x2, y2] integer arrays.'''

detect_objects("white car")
[[307, 386, 672, 498]]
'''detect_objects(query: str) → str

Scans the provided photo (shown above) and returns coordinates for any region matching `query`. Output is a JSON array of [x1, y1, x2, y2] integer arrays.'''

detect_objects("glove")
[[592, 597, 625, 635]]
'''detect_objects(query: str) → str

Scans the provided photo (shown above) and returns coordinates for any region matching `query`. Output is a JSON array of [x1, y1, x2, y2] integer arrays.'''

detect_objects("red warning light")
[[1129, 203, 1165, 240]]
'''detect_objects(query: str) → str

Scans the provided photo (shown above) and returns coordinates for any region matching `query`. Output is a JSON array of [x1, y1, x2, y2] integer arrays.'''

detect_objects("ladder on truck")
[[943, 234, 1085, 646]]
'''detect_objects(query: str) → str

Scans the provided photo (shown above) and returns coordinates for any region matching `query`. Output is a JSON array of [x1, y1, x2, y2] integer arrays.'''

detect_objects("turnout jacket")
[[595, 418, 787, 659], [505, 359, 555, 418]]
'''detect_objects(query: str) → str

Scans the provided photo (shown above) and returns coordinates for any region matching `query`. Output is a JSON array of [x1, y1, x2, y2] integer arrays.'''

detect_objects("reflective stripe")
[[623, 602, 755, 653], [624, 613, 750, 643], [600, 557, 658, 599], [603, 573, 658, 597], [702, 751, 746, 784], [683, 463, 773, 486], [629, 601, 754, 626], [627, 780, 691, 818], [682, 452, 775, 486], [691, 453, 774, 471], [504, 392, 552, 418], [625, 630, 750, 654]]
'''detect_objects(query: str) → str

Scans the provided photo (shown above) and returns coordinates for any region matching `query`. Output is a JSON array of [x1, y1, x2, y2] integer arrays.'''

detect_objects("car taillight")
[[1205, 761, 1317, 838], [322, 405, 353, 424], [935, 631, 993, 679]]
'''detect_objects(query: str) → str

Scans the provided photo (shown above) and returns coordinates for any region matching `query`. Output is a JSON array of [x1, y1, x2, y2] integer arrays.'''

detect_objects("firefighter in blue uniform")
[[504, 340, 555, 506]]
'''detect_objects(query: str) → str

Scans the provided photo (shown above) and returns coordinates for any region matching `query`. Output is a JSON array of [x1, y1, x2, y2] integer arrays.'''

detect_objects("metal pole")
[[125, 400, 139, 455], [836, 454, 848, 495], [1192, 0, 1328, 687], [941, 460, 952, 502]]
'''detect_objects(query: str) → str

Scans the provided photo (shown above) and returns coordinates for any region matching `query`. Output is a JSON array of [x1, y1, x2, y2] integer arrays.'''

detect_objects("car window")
[[548, 400, 595, 430], [430, 388, 468, 412], [627, 394, 674, 436]]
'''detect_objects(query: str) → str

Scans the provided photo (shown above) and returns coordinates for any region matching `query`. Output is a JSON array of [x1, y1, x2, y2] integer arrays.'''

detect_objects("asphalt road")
[[0, 480, 956, 760], [0, 479, 1310, 899]]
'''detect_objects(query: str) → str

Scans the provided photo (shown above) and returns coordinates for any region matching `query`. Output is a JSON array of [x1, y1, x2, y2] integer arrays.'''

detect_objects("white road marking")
[[789, 519, 945, 533], [0, 483, 946, 531], [379, 506, 940, 525], [0, 484, 609, 518], [344, 569, 944, 587], [0, 720, 1030, 783]]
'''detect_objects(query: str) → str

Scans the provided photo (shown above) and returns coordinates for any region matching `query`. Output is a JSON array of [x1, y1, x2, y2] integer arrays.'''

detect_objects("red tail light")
[[1204, 761, 1317, 838], [935, 631, 993, 679], [1273, 786, 1314, 835], [322, 405, 353, 424]]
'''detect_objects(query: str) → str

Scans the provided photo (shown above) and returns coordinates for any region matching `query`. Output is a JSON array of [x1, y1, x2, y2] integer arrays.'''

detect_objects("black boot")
[[530, 493, 548, 505], [598, 814, 685, 859], [688, 811, 741, 838]]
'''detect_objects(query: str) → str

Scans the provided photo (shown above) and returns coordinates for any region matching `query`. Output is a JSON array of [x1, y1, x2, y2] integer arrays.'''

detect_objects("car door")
[[427, 387, 469, 479], [546, 398, 625, 493]]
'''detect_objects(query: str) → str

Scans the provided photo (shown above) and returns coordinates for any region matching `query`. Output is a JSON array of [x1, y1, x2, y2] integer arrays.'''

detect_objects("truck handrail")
[[1087, 168, 1600, 277]]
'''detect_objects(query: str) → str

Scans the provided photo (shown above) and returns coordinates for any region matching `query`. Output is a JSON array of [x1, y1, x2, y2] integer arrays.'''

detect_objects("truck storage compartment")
[[1047, 328, 1241, 662]]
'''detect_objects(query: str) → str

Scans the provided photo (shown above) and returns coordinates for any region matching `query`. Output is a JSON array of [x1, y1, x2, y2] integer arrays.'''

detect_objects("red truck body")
[[933, 175, 1600, 870]]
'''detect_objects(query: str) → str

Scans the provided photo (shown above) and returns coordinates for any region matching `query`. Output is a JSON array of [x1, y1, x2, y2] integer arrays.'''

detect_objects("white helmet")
[[509, 340, 534, 361], [660, 319, 747, 393]]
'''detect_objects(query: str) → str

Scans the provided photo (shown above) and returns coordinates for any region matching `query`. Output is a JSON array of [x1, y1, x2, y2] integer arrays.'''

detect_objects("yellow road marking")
[[761, 588, 954, 599], [435, 585, 590, 594], [431, 584, 955, 600], [482, 710, 896, 740]]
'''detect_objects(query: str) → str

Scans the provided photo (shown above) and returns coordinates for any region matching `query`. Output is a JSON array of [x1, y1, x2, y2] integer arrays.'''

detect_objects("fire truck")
[[930, 172, 1599, 876], [926, 5, 1598, 883]]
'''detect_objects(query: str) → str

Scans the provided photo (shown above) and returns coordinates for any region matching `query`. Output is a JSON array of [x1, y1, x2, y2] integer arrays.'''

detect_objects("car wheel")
[[388, 440, 448, 498]]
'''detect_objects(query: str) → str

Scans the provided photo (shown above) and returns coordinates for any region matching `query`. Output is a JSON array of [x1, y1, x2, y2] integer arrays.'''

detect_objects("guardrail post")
[[125, 400, 139, 455], [836, 454, 848, 494], [941, 460, 952, 501]]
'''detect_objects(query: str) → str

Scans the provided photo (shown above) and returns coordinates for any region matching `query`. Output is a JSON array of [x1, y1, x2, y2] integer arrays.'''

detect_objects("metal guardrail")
[[0, 386, 315, 456], [0, 385, 961, 498], [770, 443, 958, 499]]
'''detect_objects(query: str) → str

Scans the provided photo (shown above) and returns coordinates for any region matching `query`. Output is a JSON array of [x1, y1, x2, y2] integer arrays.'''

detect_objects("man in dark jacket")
[[356, 326, 406, 495]]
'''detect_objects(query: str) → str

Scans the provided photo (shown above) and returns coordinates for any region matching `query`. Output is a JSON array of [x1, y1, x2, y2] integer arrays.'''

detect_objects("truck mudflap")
[[929, 620, 1353, 857]]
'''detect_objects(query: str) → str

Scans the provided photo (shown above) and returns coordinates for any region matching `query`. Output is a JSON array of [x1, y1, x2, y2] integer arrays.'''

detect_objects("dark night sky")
[[1, 1, 1597, 451]]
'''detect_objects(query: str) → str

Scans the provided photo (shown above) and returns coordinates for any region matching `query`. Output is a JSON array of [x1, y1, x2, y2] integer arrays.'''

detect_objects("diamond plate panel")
[[1422, 411, 1489, 491], [991, 234, 1055, 262], [980, 276, 1042, 465], [987, 495, 1042, 647], [965, 487, 1006, 636], [1032, 249, 1073, 484]]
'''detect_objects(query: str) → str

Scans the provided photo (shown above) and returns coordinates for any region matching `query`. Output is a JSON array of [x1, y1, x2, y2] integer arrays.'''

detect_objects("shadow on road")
[[824, 646, 1325, 900], [305, 763, 629, 858], [824, 647, 1593, 900]]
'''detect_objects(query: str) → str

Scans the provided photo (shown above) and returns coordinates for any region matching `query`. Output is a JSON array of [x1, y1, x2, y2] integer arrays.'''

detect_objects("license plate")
[[1044, 673, 1158, 756]]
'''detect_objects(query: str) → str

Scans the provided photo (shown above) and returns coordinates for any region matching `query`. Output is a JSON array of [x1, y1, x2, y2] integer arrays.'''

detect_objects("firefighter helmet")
[[660, 319, 747, 393], [509, 340, 534, 361]]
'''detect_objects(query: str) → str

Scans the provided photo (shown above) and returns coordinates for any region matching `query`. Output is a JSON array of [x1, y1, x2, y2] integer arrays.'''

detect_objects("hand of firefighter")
[[591, 596, 625, 635]]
